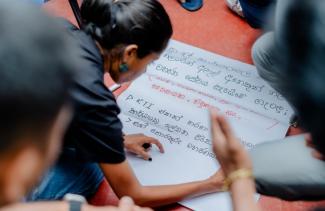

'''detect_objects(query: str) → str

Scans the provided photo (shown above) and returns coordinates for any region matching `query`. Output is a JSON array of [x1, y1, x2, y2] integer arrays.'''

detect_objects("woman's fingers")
[[146, 137, 165, 153], [312, 149, 324, 160], [217, 115, 235, 142], [118, 196, 135, 211], [136, 146, 151, 160], [210, 110, 226, 147]]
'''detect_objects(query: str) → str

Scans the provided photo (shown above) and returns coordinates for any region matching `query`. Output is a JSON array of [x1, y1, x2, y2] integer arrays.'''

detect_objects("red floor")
[[43, 0, 325, 210]]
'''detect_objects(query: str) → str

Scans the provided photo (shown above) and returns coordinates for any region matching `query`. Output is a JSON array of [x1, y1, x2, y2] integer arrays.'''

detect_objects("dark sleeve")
[[64, 29, 125, 164], [68, 82, 126, 164]]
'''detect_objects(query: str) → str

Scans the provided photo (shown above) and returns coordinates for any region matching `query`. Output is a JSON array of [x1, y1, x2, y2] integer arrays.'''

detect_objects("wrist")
[[230, 178, 258, 211], [204, 177, 224, 193], [230, 177, 255, 192], [223, 168, 253, 191]]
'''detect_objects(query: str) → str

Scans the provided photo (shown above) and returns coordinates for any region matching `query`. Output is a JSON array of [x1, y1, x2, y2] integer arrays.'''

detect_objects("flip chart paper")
[[117, 40, 293, 211]]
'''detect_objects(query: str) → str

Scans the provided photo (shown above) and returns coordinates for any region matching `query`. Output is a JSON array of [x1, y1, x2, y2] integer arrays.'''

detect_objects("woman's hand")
[[89, 196, 153, 211], [206, 170, 225, 191], [124, 134, 164, 161], [210, 111, 261, 211], [210, 111, 252, 176], [110, 196, 152, 211]]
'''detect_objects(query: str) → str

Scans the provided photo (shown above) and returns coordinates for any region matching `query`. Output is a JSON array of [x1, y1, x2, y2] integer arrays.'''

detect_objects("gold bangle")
[[222, 168, 253, 191]]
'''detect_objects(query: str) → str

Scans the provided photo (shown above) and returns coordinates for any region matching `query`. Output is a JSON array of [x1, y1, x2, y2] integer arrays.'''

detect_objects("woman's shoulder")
[[54, 19, 114, 106], [57, 18, 102, 64]]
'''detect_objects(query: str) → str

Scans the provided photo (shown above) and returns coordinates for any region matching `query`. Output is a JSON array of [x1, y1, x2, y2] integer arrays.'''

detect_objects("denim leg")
[[27, 149, 104, 201]]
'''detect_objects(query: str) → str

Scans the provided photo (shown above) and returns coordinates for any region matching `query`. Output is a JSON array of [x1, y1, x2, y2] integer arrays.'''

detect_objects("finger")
[[144, 146, 152, 152], [210, 110, 226, 146], [312, 150, 324, 160], [137, 147, 151, 160], [217, 115, 236, 142], [119, 196, 134, 210], [146, 138, 165, 153]]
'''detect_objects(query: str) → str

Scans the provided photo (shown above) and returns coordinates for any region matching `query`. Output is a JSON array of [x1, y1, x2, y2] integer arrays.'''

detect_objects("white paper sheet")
[[117, 40, 294, 211]]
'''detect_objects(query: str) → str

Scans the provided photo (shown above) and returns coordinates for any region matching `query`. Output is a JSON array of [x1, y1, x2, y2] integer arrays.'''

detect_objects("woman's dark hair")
[[81, 0, 173, 58], [276, 0, 325, 155]]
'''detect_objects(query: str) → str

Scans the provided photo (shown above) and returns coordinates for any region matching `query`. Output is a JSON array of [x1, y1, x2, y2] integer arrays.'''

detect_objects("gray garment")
[[252, 32, 281, 93], [250, 1, 325, 198], [251, 31, 325, 200], [252, 32, 294, 104], [249, 0, 325, 201], [251, 135, 325, 200], [251, 0, 300, 107]]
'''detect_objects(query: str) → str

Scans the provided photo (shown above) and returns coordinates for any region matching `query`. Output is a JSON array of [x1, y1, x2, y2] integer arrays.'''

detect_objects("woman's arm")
[[100, 161, 224, 207], [230, 178, 260, 211], [210, 111, 261, 211]]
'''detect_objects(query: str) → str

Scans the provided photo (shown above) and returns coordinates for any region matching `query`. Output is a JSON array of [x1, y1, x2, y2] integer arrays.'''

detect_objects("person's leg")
[[27, 149, 104, 201], [238, 0, 276, 28], [251, 135, 325, 200], [252, 31, 301, 126], [252, 0, 299, 99], [252, 32, 284, 93], [252, 32, 298, 103]]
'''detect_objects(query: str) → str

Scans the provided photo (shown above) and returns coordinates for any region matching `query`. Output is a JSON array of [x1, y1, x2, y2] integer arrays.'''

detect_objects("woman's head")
[[81, 0, 173, 83]]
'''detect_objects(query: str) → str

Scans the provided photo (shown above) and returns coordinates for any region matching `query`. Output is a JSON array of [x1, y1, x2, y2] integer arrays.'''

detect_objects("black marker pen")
[[142, 143, 152, 161]]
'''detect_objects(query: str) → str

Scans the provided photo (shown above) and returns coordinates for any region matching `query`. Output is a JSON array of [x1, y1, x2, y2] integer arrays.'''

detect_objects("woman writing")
[[29, 0, 224, 207]]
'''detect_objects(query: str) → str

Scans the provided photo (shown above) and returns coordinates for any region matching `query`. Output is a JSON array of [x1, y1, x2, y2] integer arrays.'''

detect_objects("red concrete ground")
[[43, 0, 325, 210]]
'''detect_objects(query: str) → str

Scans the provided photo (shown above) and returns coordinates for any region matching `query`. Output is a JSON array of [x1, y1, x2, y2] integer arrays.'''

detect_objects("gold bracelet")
[[222, 168, 253, 191]]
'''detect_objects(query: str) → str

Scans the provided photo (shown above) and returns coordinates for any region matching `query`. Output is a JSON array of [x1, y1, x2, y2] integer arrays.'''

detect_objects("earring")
[[119, 63, 129, 73]]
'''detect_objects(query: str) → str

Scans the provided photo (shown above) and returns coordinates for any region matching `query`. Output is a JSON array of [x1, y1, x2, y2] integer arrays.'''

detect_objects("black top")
[[62, 20, 126, 164]]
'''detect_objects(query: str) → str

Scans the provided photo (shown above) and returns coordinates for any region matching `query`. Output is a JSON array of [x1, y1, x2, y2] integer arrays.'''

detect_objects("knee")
[[252, 32, 275, 78], [250, 137, 325, 200]]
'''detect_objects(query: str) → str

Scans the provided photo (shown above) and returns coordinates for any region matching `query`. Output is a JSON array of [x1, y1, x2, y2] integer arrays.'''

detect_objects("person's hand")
[[115, 196, 152, 211], [305, 133, 324, 160], [210, 110, 252, 176], [101, 196, 152, 211], [206, 169, 225, 191], [124, 134, 164, 160]]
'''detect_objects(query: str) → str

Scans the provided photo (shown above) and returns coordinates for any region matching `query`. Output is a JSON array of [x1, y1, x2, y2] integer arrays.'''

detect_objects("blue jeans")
[[27, 148, 104, 201]]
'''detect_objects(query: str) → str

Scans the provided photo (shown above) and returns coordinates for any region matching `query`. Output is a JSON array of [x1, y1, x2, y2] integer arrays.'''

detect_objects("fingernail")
[[148, 157, 152, 161]]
